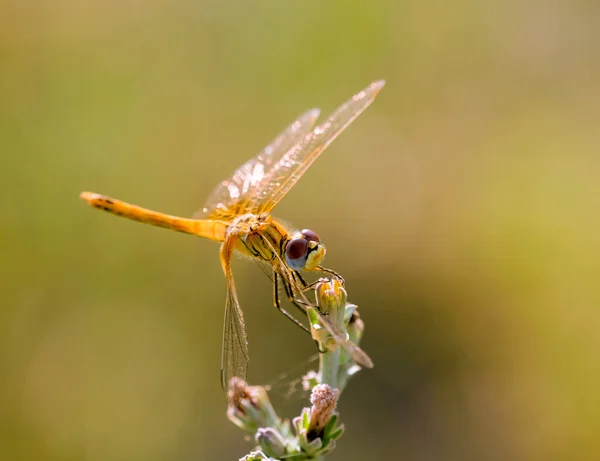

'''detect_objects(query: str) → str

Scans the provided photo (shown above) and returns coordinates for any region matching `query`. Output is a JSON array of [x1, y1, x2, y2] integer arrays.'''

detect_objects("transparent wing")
[[221, 280, 249, 388], [317, 312, 374, 369], [220, 241, 250, 389], [195, 108, 321, 220], [251, 80, 386, 215]]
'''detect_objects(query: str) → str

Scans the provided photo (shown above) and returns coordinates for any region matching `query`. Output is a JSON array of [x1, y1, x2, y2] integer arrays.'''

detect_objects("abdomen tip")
[[80, 191, 97, 202]]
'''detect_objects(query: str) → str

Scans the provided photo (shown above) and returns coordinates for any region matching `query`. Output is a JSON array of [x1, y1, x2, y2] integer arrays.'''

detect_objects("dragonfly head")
[[285, 229, 326, 272]]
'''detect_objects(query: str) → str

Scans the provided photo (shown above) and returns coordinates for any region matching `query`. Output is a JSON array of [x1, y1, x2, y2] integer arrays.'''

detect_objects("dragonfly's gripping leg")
[[273, 271, 310, 334], [316, 265, 345, 285], [277, 273, 330, 353]]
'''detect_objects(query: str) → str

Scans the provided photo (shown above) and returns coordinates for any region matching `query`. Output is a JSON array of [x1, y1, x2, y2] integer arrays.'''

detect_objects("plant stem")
[[319, 347, 340, 390]]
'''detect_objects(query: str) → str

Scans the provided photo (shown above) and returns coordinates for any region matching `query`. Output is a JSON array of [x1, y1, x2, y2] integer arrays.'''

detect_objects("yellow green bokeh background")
[[1, 1, 599, 460]]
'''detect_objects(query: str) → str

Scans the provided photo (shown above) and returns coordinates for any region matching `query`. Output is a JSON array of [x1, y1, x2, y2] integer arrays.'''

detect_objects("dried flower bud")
[[227, 378, 279, 432]]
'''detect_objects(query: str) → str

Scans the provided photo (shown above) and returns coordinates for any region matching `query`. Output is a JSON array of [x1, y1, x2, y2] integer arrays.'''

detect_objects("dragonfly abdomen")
[[80, 192, 227, 241]]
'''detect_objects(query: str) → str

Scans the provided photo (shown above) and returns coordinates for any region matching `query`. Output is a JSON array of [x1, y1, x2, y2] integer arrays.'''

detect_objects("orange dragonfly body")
[[81, 80, 385, 387]]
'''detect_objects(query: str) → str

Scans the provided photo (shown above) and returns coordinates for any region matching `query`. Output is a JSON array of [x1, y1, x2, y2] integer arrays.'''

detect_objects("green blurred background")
[[1, 1, 599, 460]]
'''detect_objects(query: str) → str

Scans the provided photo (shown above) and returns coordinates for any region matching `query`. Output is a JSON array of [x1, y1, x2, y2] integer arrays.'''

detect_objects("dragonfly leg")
[[300, 279, 323, 293], [278, 273, 330, 353], [293, 271, 308, 288], [316, 265, 345, 285], [273, 271, 310, 334], [289, 272, 331, 315], [282, 274, 317, 311], [293, 272, 334, 297], [292, 271, 321, 295]]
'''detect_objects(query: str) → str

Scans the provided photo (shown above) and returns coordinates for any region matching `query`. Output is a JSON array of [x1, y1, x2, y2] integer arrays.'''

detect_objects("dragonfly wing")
[[318, 313, 374, 369], [254, 80, 385, 214], [220, 239, 250, 388], [195, 109, 321, 220]]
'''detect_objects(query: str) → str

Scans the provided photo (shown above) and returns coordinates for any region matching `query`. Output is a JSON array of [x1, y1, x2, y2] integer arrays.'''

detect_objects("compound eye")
[[301, 229, 320, 243], [286, 238, 308, 262]]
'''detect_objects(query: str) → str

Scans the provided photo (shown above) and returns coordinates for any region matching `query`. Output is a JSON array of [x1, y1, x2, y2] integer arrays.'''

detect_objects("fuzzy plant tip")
[[307, 384, 340, 440]]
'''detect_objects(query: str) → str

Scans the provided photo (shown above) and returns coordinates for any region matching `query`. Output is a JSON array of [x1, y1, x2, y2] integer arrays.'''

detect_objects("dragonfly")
[[80, 80, 385, 388]]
